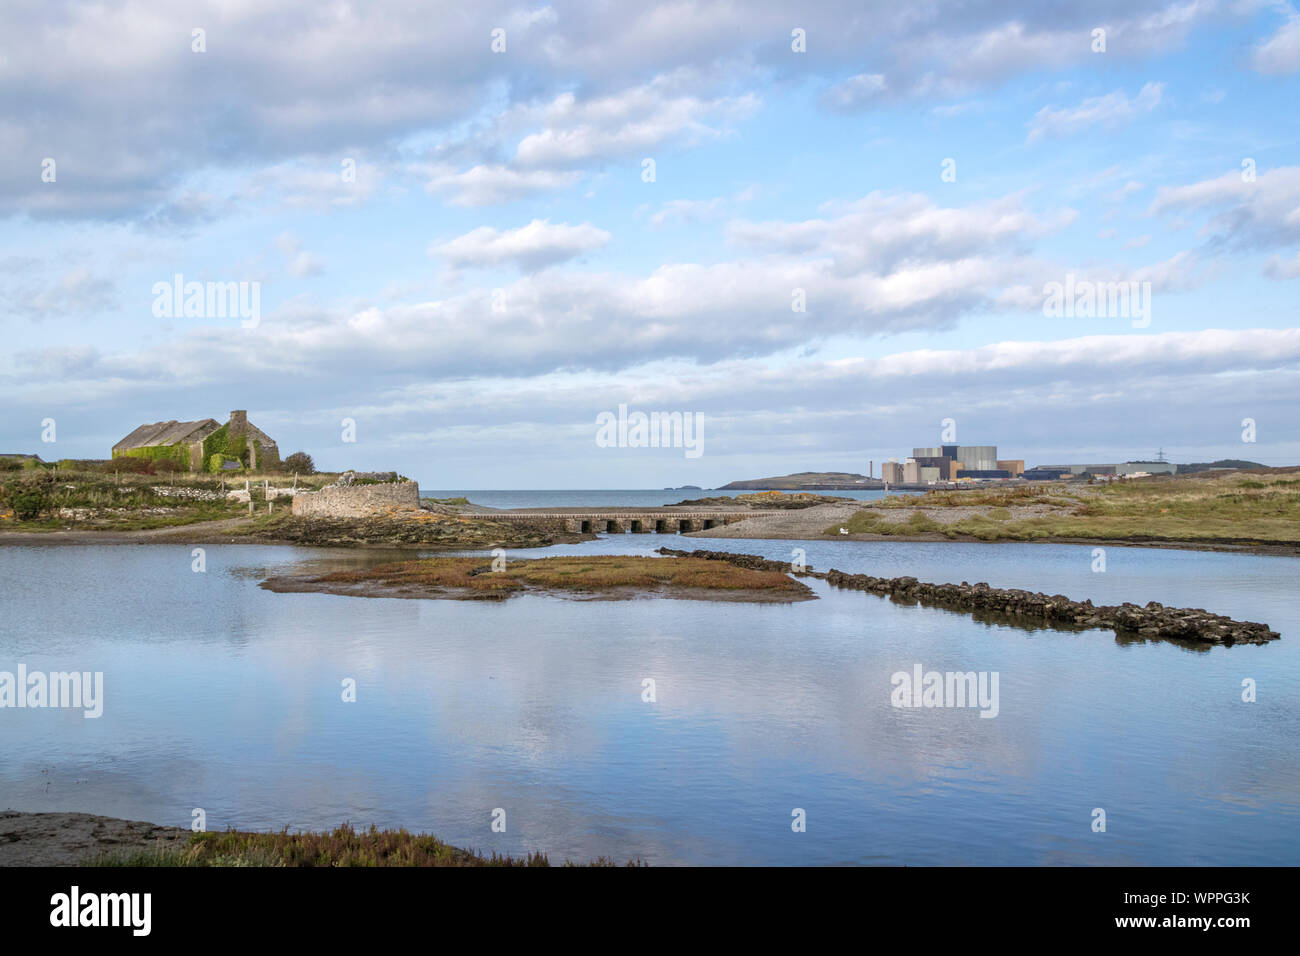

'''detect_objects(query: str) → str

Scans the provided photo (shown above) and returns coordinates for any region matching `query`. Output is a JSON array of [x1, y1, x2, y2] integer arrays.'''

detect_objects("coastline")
[[3, 519, 1297, 557], [0, 811, 189, 867], [682, 502, 1300, 557]]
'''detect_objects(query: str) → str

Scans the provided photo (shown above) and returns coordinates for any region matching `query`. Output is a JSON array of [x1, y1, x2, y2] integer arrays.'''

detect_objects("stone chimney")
[[230, 410, 247, 429]]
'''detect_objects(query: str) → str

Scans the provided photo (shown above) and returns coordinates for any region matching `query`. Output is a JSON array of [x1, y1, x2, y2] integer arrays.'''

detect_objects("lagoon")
[[1, 535, 1296, 865]]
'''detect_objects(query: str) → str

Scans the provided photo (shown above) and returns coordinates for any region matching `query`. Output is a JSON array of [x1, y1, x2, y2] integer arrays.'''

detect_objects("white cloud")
[[1150, 165, 1300, 251], [432, 219, 611, 271], [1252, 12, 1300, 74], [1027, 82, 1165, 143], [1264, 249, 1300, 279], [421, 164, 583, 206], [511, 83, 759, 168]]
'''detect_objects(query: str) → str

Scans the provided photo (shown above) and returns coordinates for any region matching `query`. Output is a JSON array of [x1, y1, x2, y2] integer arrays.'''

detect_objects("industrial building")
[[881, 444, 1012, 484], [907, 444, 1008, 479], [880, 443, 1175, 486]]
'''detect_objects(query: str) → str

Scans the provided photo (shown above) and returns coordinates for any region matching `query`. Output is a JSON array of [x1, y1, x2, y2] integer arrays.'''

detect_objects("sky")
[[1, 0, 1298, 488]]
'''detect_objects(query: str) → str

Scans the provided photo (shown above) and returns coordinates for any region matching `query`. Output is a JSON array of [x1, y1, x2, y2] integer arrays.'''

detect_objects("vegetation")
[[425, 496, 470, 505], [308, 554, 807, 596], [0, 466, 333, 532], [202, 424, 246, 469], [85, 824, 633, 867], [283, 451, 315, 474], [720, 471, 868, 490], [3, 482, 50, 520], [831, 471, 1300, 547], [111, 443, 191, 469], [675, 491, 852, 509]]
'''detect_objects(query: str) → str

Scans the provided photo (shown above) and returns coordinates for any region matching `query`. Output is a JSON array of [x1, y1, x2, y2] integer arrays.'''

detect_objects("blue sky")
[[2, 0, 1298, 487]]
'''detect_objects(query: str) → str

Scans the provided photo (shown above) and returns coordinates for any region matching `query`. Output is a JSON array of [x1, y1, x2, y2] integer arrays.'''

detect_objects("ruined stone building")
[[112, 410, 280, 472]]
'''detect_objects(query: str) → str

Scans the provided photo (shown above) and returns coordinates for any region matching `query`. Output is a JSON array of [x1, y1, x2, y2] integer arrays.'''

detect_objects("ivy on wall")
[[202, 425, 248, 466], [111, 444, 190, 467]]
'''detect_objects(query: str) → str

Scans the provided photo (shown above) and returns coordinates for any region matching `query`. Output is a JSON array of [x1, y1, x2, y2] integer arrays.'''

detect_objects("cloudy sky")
[[2, 0, 1298, 487]]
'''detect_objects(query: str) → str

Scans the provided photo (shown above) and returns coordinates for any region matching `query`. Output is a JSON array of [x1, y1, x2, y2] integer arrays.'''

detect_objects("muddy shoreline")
[[0, 811, 189, 867], [259, 572, 815, 604]]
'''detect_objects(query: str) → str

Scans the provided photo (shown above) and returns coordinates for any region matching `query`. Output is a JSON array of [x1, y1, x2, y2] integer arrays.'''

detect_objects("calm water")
[[1, 533, 1297, 865]]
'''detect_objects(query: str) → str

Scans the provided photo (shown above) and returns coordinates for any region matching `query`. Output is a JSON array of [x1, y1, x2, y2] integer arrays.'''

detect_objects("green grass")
[[830, 472, 1300, 545], [314, 554, 805, 594], [85, 824, 636, 867]]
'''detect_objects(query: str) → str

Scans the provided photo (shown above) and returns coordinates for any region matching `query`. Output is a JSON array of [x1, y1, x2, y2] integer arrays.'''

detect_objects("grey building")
[[956, 445, 998, 472]]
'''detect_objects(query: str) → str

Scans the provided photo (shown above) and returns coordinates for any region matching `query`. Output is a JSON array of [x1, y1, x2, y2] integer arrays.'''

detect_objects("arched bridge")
[[458, 510, 782, 534]]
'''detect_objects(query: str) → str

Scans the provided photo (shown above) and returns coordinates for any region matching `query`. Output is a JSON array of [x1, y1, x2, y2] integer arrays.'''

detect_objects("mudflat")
[[0, 811, 188, 866]]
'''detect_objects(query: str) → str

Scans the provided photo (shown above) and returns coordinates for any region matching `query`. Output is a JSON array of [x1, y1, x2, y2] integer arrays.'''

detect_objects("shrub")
[[4, 482, 50, 520], [109, 456, 154, 474], [284, 451, 315, 475]]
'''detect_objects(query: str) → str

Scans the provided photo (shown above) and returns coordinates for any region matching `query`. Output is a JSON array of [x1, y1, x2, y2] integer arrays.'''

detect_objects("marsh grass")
[[315, 555, 803, 594], [832, 473, 1300, 545], [85, 824, 635, 867]]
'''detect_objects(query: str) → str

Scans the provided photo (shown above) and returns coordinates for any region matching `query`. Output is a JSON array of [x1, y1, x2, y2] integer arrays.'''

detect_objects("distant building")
[[1116, 461, 1177, 476], [112, 418, 219, 471], [1022, 468, 1070, 480], [913, 456, 960, 480], [997, 459, 1025, 477], [881, 460, 903, 484], [112, 410, 280, 472], [956, 445, 998, 472], [1038, 463, 1118, 476]]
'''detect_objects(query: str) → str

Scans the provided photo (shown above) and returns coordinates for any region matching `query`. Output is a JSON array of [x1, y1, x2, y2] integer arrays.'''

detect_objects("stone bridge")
[[459, 510, 779, 534]]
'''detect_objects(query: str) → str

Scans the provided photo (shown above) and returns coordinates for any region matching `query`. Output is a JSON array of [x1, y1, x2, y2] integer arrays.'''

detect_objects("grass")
[[829, 472, 1300, 546], [85, 824, 635, 867], [0, 466, 344, 532], [313, 554, 805, 594]]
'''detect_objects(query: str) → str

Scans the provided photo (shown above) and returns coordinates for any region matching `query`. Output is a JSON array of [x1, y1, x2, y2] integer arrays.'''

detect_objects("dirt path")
[[0, 811, 188, 866], [0, 517, 257, 546], [683, 503, 863, 539]]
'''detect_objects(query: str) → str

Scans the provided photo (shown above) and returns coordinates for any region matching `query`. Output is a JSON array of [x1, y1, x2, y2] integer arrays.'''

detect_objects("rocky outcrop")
[[655, 547, 817, 574], [657, 547, 1280, 646], [824, 570, 1279, 646]]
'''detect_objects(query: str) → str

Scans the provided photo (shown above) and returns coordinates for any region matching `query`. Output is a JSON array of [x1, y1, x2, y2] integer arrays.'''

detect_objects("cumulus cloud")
[[1149, 166, 1300, 251], [431, 219, 611, 271], [0, 0, 1232, 220], [421, 164, 583, 207], [0, 263, 118, 321], [1252, 12, 1300, 74], [1027, 82, 1165, 143]]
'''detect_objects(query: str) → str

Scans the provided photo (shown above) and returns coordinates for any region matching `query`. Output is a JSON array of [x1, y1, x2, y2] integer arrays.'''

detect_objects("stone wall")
[[291, 481, 420, 517]]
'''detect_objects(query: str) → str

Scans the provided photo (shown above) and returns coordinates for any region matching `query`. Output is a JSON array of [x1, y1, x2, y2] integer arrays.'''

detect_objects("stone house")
[[112, 410, 280, 472]]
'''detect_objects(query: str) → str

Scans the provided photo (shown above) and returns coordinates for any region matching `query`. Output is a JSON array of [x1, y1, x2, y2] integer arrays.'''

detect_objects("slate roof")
[[112, 419, 219, 452]]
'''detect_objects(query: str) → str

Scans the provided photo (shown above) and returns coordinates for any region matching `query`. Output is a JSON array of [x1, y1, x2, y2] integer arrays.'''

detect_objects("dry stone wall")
[[291, 481, 420, 517]]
